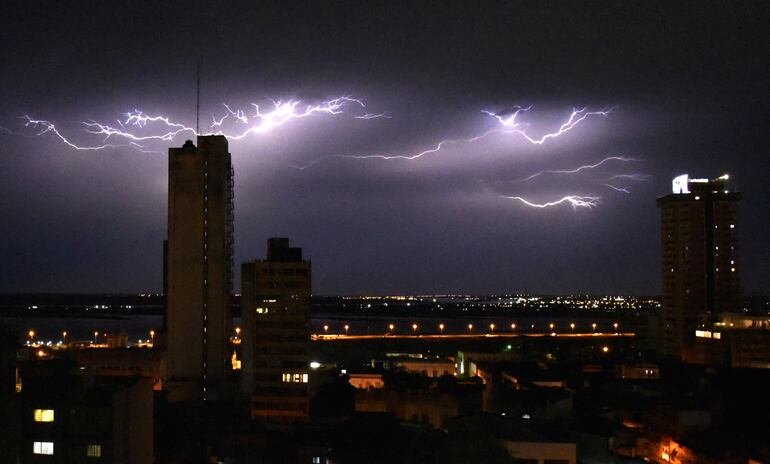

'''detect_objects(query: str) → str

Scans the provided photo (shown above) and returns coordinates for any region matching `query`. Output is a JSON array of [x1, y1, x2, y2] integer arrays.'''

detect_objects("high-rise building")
[[165, 136, 234, 401], [241, 238, 311, 421], [657, 174, 740, 361]]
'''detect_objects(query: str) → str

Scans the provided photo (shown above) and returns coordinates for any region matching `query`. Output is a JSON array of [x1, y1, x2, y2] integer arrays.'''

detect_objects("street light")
[[592, 323, 597, 333], [511, 323, 516, 331], [467, 323, 473, 333], [412, 323, 418, 334], [344, 324, 350, 335], [235, 327, 241, 336], [549, 323, 555, 331], [150, 330, 155, 342], [323, 324, 329, 334], [388, 323, 395, 333], [28, 330, 35, 344], [439, 323, 445, 334], [570, 323, 575, 333], [489, 323, 495, 333], [94, 331, 99, 343], [62, 331, 67, 344], [613, 322, 619, 333]]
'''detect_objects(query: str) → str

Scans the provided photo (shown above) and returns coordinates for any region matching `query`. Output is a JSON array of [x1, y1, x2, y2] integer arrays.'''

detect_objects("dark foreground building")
[[241, 238, 311, 421], [19, 360, 153, 464], [657, 174, 740, 362]]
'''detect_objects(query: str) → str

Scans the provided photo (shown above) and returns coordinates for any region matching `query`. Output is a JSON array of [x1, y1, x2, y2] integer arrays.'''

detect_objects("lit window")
[[86, 444, 102, 457], [33, 441, 54, 455], [695, 330, 712, 338], [231, 352, 241, 370], [282, 373, 309, 383], [34, 409, 54, 422]]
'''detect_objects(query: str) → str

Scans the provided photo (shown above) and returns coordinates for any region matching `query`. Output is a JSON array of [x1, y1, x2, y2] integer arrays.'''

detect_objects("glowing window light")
[[86, 444, 102, 457], [282, 373, 309, 383], [695, 330, 712, 338], [34, 409, 54, 422], [33, 441, 54, 455]]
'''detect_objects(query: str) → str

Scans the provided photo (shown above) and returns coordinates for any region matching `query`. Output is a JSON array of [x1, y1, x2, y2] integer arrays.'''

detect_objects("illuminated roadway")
[[311, 332, 635, 341]]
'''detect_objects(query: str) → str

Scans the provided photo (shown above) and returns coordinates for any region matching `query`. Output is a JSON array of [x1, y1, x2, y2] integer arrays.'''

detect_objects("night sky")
[[1, 1, 768, 295]]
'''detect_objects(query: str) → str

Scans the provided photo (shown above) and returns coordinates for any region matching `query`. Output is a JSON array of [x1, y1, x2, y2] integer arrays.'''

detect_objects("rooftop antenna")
[[195, 64, 201, 135]]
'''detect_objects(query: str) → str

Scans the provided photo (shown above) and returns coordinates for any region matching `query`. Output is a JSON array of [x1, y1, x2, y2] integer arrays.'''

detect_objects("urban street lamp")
[[467, 323, 473, 333], [388, 323, 395, 334], [489, 323, 495, 333], [323, 324, 329, 334], [439, 323, 445, 334], [412, 323, 418, 334], [344, 324, 350, 335]]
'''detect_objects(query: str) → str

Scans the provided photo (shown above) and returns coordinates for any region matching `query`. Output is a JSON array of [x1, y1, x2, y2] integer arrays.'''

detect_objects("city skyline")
[[2, 1, 769, 296]]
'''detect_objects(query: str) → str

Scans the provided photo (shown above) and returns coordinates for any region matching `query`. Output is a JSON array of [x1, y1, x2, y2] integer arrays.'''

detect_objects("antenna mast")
[[196, 64, 200, 135]]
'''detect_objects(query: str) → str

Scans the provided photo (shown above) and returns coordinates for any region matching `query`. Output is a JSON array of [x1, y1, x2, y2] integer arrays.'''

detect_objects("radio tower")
[[196, 64, 200, 134]]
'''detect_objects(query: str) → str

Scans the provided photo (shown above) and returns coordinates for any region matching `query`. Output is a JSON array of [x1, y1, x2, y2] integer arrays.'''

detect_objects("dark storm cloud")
[[1, 1, 768, 294]]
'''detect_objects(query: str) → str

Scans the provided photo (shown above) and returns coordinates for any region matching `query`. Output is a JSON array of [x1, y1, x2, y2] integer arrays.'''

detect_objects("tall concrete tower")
[[166, 135, 234, 401], [657, 174, 740, 361]]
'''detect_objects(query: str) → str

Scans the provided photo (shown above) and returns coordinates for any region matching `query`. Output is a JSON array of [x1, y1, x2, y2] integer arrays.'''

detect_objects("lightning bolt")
[[499, 194, 601, 209], [608, 173, 652, 182], [603, 184, 631, 193], [20, 116, 148, 151], [290, 127, 506, 169], [7, 96, 382, 152], [482, 106, 615, 144], [354, 112, 392, 120], [512, 156, 638, 183], [291, 106, 613, 169]]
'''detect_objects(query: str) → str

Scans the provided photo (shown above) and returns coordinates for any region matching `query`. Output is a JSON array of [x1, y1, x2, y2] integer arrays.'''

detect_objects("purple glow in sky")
[[1, 1, 768, 295]]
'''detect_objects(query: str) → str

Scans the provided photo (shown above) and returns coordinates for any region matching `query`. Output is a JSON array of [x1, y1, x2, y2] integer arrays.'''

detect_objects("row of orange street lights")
[[25, 329, 157, 345], [320, 321, 620, 335]]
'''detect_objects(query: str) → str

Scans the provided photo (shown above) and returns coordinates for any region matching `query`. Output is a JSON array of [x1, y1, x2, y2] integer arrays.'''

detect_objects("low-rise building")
[[20, 359, 153, 464]]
